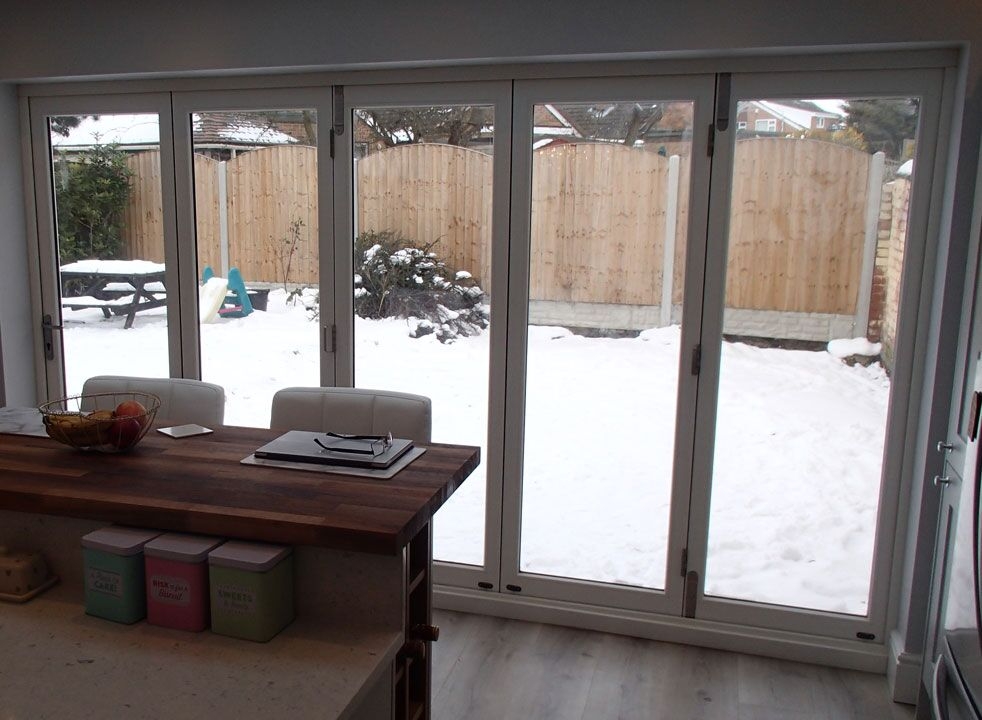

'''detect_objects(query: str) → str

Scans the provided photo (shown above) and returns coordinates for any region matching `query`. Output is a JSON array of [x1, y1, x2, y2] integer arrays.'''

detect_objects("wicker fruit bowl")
[[39, 392, 160, 452]]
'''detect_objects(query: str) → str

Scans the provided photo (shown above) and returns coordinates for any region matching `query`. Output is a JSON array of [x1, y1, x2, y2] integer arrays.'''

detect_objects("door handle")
[[934, 474, 953, 487], [41, 314, 63, 361]]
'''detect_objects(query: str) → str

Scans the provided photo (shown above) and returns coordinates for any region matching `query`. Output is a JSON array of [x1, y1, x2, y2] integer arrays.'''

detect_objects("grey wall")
[[0, 1, 980, 82], [0, 84, 35, 406]]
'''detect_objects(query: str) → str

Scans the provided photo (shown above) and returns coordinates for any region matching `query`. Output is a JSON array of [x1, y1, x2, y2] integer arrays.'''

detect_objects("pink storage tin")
[[144, 533, 223, 632]]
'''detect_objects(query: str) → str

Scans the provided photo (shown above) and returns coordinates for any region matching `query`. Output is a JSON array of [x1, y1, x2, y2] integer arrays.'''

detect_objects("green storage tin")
[[82, 526, 160, 624], [208, 541, 293, 642]]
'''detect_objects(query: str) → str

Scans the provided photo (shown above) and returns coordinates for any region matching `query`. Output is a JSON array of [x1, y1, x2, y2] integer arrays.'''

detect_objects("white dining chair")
[[81, 375, 226, 427], [269, 387, 432, 444]]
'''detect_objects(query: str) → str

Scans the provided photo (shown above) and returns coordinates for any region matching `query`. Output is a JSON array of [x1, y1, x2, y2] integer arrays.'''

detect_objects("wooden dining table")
[[0, 421, 479, 719]]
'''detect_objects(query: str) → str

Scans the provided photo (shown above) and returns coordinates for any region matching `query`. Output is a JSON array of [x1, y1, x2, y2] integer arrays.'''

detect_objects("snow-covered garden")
[[62, 288, 889, 616]]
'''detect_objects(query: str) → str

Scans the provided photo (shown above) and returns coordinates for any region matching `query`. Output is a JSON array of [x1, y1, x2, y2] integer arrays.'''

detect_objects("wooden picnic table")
[[60, 260, 167, 329]]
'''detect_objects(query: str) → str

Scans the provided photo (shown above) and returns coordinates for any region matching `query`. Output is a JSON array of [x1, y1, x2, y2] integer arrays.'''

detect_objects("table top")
[[0, 424, 479, 554], [60, 259, 166, 278]]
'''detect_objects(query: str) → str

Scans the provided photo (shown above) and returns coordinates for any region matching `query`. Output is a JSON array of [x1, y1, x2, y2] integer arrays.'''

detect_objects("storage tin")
[[208, 541, 293, 642], [144, 533, 224, 631], [81, 526, 160, 623]]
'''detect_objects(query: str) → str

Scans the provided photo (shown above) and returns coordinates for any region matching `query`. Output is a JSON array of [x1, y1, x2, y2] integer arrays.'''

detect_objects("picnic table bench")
[[60, 260, 167, 329]]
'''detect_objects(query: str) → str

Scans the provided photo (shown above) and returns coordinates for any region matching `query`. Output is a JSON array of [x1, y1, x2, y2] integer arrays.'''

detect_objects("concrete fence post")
[[660, 154, 681, 327], [218, 160, 229, 278], [854, 151, 885, 339]]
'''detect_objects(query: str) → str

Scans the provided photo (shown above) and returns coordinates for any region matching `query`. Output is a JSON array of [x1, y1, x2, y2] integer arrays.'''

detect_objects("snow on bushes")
[[353, 230, 489, 343]]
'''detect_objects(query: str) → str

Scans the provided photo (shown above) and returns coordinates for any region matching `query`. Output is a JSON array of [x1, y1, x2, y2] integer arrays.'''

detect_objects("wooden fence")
[[120, 138, 883, 323]]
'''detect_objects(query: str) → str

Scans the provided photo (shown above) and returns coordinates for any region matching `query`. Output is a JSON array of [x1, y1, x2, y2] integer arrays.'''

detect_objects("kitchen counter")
[[0, 419, 479, 719]]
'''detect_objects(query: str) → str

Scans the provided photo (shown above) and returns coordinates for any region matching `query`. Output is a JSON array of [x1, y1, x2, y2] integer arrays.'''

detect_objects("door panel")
[[337, 83, 512, 590], [172, 90, 333, 426], [689, 69, 945, 639], [501, 76, 715, 612], [30, 94, 179, 399]]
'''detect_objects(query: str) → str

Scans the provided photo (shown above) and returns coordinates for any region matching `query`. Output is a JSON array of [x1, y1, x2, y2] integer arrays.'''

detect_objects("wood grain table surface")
[[0, 425, 480, 555]]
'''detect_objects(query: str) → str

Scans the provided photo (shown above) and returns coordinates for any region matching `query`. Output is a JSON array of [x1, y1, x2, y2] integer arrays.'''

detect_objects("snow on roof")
[[809, 98, 847, 116], [50, 112, 300, 149], [192, 113, 298, 145], [49, 114, 160, 147], [749, 100, 843, 132]]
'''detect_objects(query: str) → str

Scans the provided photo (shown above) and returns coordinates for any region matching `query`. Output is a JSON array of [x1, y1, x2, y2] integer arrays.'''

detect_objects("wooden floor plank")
[[432, 610, 915, 720]]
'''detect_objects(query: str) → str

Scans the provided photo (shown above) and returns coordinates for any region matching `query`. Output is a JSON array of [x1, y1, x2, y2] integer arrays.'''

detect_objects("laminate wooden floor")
[[431, 610, 916, 720]]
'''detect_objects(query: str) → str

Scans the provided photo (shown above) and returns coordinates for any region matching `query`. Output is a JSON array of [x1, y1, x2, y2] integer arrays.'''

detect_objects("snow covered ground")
[[61, 288, 889, 616]]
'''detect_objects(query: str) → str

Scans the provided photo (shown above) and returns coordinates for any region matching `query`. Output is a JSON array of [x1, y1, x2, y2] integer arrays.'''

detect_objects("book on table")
[[254, 430, 414, 469]]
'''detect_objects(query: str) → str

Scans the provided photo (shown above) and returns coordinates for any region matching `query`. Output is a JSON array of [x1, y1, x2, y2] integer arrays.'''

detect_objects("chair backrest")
[[270, 387, 432, 444], [81, 375, 226, 427]]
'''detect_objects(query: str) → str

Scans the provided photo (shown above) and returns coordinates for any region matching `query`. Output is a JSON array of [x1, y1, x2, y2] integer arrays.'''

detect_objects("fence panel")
[[529, 143, 672, 306], [121, 151, 164, 262], [121, 139, 878, 329], [226, 145, 319, 286], [357, 143, 493, 288], [725, 138, 870, 314]]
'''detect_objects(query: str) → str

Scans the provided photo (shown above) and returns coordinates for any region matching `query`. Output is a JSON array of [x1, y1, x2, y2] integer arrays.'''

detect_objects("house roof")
[[745, 99, 843, 131], [49, 112, 303, 149]]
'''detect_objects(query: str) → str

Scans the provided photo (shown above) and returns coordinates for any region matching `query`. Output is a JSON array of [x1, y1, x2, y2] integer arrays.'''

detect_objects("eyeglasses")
[[314, 431, 393, 457]]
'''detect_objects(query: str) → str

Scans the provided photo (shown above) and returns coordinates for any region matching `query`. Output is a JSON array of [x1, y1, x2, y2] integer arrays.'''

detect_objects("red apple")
[[114, 400, 149, 430], [109, 417, 143, 449], [114, 399, 146, 419]]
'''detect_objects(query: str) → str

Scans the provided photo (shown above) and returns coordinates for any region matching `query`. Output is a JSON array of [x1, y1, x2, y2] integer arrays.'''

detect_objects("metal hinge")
[[682, 571, 699, 618], [715, 73, 731, 132], [323, 325, 336, 353], [680, 547, 688, 577], [691, 344, 702, 376], [333, 86, 345, 136]]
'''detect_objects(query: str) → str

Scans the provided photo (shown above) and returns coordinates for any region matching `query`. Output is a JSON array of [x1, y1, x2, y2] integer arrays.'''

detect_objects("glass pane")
[[352, 104, 495, 567], [51, 113, 169, 395], [191, 109, 320, 426], [520, 100, 695, 589], [705, 96, 920, 614]]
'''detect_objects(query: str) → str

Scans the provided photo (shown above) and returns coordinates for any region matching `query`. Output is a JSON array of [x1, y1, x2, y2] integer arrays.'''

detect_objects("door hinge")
[[715, 72, 731, 132], [707, 123, 715, 157], [682, 571, 699, 618], [691, 344, 702, 376], [333, 86, 345, 136], [680, 547, 688, 577], [323, 325, 336, 353]]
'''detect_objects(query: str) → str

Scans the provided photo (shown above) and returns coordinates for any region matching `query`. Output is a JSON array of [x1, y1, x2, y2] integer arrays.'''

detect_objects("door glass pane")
[[520, 100, 695, 589], [50, 113, 169, 395], [705, 96, 920, 614], [351, 104, 495, 567], [191, 109, 320, 426]]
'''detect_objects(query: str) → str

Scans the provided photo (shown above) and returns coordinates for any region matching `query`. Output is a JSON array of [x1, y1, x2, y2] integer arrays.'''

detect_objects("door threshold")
[[434, 584, 887, 673]]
